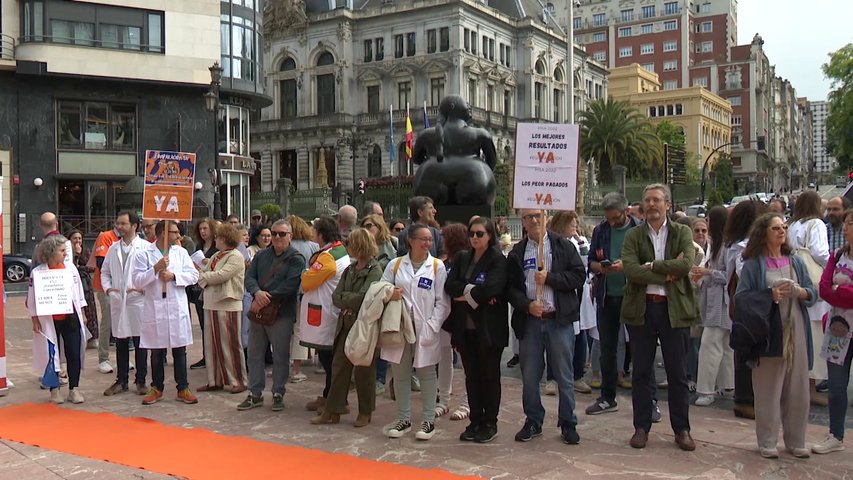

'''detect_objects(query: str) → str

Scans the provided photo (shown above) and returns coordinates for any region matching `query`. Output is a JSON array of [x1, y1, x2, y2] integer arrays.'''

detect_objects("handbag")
[[247, 251, 295, 325], [793, 220, 825, 286]]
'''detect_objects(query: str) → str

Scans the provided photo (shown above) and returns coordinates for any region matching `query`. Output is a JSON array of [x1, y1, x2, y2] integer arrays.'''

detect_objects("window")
[[641, 23, 653, 34], [427, 29, 437, 53], [363, 40, 373, 62], [573, 17, 581, 29], [594, 83, 603, 99], [398, 81, 412, 109], [592, 32, 605, 42], [727, 95, 742, 106], [470, 30, 477, 54], [375, 37, 384, 60], [553, 89, 561, 122], [593, 13, 605, 26], [641, 62, 655, 72], [663, 40, 677, 52], [534, 82, 543, 118], [464, 28, 470, 52], [430, 78, 444, 106], [367, 86, 380, 113], [664, 2, 678, 14], [701, 41, 712, 53], [649, 106, 657, 117], [642, 5, 655, 18], [732, 115, 742, 126], [693, 77, 708, 87], [439, 27, 450, 51], [468, 79, 477, 107], [593, 51, 606, 61], [489, 39, 495, 61], [731, 156, 741, 167], [640, 43, 654, 55], [663, 80, 677, 90], [394, 34, 404, 58], [702, 2, 711, 13], [23, 0, 164, 53], [482, 36, 488, 59], [663, 60, 677, 71], [317, 73, 335, 114], [667, 105, 674, 115], [280, 79, 297, 118], [658, 106, 665, 116], [406, 32, 416, 56], [58, 100, 136, 151], [663, 20, 677, 31], [618, 27, 632, 37], [620, 9, 633, 22], [619, 46, 633, 57], [701, 21, 712, 32], [675, 104, 683, 115]]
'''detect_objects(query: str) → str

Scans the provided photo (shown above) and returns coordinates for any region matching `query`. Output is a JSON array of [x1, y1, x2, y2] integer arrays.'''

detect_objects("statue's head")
[[438, 94, 472, 123]]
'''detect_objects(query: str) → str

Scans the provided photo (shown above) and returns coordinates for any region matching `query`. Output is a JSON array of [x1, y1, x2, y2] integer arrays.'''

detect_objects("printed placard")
[[513, 123, 580, 210], [32, 269, 74, 317], [142, 150, 197, 221]]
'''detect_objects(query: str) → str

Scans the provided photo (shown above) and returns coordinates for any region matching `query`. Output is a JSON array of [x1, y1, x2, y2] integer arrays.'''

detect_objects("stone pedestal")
[[435, 204, 494, 226]]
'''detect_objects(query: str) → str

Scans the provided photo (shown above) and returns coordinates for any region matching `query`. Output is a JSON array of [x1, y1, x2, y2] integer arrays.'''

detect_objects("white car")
[[728, 195, 752, 207]]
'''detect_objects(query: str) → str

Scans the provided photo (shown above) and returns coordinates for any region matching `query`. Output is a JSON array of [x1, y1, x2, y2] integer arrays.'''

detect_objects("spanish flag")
[[405, 103, 413, 162]]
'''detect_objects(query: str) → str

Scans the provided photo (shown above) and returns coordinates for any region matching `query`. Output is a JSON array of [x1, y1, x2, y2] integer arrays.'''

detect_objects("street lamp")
[[205, 62, 224, 219]]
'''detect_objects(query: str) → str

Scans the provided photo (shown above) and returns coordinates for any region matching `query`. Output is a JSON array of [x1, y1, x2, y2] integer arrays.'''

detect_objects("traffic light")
[[357, 178, 365, 195], [848, 171, 853, 180]]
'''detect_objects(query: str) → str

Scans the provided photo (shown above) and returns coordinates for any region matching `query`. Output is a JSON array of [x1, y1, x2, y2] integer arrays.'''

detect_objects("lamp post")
[[205, 62, 223, 219]]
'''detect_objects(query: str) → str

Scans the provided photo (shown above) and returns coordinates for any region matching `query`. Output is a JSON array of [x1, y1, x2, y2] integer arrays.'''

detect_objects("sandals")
[[450, 405, 470, 421], [435, 404, 449, 417]]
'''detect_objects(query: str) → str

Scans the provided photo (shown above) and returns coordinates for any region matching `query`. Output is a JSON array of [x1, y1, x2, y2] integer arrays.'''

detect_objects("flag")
[[389, 104, 395, 164], [405, 103, 413, 162], [423, 100, 430, 129]]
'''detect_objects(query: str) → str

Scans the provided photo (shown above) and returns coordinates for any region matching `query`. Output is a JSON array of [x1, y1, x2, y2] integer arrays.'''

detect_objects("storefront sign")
[[142, 150, 197, 221], [512, 123, 580, 211], [32, 269, 74, 317]]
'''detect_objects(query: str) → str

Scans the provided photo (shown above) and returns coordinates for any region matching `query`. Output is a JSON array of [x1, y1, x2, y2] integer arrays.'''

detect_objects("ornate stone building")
[[252, 0, 608, 194]]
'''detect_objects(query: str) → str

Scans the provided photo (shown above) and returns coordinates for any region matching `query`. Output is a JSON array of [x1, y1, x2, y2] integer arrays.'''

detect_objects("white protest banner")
[[32, 269, 74, 317], [513, 123, 580, 210]]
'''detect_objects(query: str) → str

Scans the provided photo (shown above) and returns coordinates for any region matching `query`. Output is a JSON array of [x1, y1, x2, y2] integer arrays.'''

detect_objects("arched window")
[[317, 52, 334, 66], [368, 144, 382, 178], [535, 59, 546, 75], [280, 57, 296, 71], [554, 67, 563, 83]]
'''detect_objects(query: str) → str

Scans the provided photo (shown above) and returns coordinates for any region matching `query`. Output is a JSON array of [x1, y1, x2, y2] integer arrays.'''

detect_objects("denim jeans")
[[151, 346, 188, 392], [828, 347, 853, 440], [519, 316, 577, 429], [376, 357, 388, 384]]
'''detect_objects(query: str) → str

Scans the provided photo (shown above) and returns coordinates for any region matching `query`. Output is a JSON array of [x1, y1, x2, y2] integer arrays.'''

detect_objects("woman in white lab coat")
[[381, 223, 451, 441], [28, 234, 90, 405]]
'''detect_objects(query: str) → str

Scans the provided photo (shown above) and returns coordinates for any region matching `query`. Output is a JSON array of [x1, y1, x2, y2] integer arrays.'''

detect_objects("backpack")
[[392, 256, 438, 280], [793, 220, 825, 286]]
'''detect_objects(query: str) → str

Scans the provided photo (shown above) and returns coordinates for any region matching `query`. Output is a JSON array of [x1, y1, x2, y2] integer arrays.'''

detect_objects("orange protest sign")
[[142, 150, 197, 222]]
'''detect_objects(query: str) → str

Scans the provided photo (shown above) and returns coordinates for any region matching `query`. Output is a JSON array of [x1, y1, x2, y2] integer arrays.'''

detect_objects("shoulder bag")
[[793, 220, 825, 286], [248, 252, 295, 325]]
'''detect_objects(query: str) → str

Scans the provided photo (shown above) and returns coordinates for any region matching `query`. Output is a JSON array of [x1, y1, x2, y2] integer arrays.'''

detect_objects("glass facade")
[[220, 1, 265, 96]]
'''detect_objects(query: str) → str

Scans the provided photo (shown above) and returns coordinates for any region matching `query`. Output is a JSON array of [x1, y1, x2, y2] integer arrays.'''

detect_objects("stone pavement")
[[1, 295, 852, 479]]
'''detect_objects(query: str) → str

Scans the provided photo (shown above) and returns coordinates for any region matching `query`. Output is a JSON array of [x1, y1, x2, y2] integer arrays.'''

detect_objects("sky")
[[736, 0, 852, 102]]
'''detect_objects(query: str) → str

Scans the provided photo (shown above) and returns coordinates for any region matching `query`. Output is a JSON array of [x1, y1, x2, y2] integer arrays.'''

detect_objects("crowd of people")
[[25, 186, 853, 457]]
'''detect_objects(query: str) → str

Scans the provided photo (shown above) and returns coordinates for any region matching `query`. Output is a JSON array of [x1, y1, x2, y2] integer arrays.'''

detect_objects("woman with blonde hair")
[[361, 214, 397, 269], [286, 215, 319, 382]]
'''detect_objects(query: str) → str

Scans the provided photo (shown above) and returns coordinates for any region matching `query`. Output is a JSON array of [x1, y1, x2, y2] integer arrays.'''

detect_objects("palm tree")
[[578, 97, 661, 184]]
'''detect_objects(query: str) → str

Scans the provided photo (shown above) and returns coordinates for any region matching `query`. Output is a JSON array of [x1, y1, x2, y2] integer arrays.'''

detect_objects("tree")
[[654, 120, 689, 180], [823, 43, 853, 173], [578, 97, 661, 183], [711, 152, 733, 203]]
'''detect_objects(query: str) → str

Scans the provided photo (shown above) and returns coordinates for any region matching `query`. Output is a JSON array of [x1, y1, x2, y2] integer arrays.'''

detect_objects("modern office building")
[[812, 100, 836, 175]]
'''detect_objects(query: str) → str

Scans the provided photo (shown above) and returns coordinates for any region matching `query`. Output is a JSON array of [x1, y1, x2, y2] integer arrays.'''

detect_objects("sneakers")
[[506, 354, 520, 367], [387, 419, 412, 438], [590, 375, 601, 389], [514, 420, 543, 442], [190, 359, 206, 370], [375, 381, 386, 396], [142, 388, 163, 405], [460, 424, 479, 442], [561, 426, 580, 445], [617, 375, 632, 389], [103, 381, 128, 396], [816, 380, 829, 393], [812, 434, 844, 454], [50, 388, 65, 404], [544, 380, 557, 396], [135, 383, 148, 395], [760, 447, 779, 459], [574, 379, 593, 394], [695, 395, 715, 406], [475, 423, 498, 444], [415, 421, 436, 440], [237, 394, 264, 411], [98, 361, 114, 374], [68, 388, 85, 404], [289, 372, 307, 383], [585, 398, 618, 415], [787, 447, 810, 458], [271, 393, 284, 412], [177, 388, 198, 404], [651, 400, 662, 423]]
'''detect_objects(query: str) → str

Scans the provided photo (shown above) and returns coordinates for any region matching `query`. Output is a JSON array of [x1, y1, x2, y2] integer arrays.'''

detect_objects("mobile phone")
[[599, 259, 612, 268]]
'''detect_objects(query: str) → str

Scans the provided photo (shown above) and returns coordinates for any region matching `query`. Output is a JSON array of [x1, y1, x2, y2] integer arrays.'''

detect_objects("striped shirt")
[[524, 234, 555, 313]]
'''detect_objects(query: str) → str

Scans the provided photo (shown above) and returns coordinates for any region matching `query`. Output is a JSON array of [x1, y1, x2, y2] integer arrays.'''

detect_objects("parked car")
[[836, 176, 848, 188], [728, 195, 752, 207], [686, 204, 707, 218], [4, 254, 33, 282]]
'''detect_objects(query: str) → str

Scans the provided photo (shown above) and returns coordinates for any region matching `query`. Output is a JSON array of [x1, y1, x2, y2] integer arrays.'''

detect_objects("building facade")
[[252, 0, 608, 195], [812, 100, 836, 175], [796, 97, 813, 187]]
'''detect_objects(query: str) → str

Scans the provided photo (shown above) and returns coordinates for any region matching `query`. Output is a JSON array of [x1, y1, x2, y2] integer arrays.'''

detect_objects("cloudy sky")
[[736, 0, 851, 101]]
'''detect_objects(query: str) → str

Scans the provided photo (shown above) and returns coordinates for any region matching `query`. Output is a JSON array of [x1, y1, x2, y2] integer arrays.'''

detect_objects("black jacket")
[[443, 246, 509, 349], [730, 288, 781, 365], [506, 231, 586, 340]]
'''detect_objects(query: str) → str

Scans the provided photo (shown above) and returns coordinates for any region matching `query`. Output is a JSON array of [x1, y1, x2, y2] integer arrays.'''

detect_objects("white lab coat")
[[380, 254, 450, 368], [27, 263, 90, 375], [101, 236, 148, 338], [132, 242, 199, 349]]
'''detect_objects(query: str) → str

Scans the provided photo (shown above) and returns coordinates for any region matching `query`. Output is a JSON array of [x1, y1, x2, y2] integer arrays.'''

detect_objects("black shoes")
[[506, 354, 520, 368], [514, 420, 543, 442], [460, 424, 479, 442], [190, 359, 206, 370], [561, 426, 580, 445], [475, 423, 498, 443]]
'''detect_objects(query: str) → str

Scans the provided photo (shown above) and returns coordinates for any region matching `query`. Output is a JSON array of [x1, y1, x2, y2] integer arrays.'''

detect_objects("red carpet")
[[0, 403, 477, 480]]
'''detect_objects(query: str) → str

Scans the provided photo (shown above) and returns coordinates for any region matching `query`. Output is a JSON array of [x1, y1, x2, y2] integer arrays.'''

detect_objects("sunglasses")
[[270, 231, 291, 238], [694, 229, 708, 233], [362, 223, 376, 229], [469, 231, 486, 238], [393, 227, 405, 232]]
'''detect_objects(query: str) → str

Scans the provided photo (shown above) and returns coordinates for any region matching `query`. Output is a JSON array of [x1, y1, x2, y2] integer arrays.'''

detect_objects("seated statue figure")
[[411, 95, 497, 205]]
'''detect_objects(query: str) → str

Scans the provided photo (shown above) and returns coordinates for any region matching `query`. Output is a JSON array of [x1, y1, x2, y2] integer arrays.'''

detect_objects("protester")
[[388, 219, 407, 237], [28, 234, 90, 404], [444, 217, 508, 443], [383, 223, 450, 440], [361, 200, 384, 219], [362, 214, 397, 268], [397, 197, 443, 257], [312, 228, 383, 426], [286, 215, 319, 383], [92, 217, 120, 374], [140, 218, 157, 242], [133, 221, 199, 406], [101, 211, 149, 396], [189, 218, 220, 370], [338, 205, 358, 242], [736, 213, 816, 459], [197, 223, 248, 393], [826, 197, 849, 253], [69, 229, 98, 347], [247, 227, 271, 257]]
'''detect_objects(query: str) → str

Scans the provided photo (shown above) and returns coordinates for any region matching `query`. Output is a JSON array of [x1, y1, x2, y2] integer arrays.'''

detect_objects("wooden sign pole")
[[161, 219, 170, 298], [536, 212, 548, 302]]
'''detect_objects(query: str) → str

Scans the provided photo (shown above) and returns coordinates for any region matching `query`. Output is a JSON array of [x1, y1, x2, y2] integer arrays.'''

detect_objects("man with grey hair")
[[238, 219, 305, 412], [361, 201, 384, 219], [397, 196, 443, 257], [586, 192, 641, 416], [338, 205, 358, 242]]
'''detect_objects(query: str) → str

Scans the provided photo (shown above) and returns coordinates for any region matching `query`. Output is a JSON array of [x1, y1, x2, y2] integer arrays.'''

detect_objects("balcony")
[[253, 113, 354, 135], [0, 33, 15, 70]]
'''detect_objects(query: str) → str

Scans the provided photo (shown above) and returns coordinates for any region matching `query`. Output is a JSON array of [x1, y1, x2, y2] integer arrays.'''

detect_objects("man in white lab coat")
[[102, 211, 150, 396], [132, 220, 200, 406]]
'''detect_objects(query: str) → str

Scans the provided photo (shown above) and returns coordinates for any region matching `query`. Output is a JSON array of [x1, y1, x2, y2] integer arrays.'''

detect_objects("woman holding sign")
[[28, 234, 90, 404]]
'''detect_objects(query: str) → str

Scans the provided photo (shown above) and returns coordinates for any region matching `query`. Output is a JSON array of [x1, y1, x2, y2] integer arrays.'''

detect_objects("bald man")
[[338, 205, 357, 242], [36, 212, 73, 266]]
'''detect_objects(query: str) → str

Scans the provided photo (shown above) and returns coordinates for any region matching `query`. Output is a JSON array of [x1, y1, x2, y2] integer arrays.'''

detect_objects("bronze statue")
[[412, 95, 497, 205]]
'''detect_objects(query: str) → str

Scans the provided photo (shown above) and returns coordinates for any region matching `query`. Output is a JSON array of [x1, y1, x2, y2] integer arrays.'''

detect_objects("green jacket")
[[620, 219, 700, 327], [331, 258, 384, 334]]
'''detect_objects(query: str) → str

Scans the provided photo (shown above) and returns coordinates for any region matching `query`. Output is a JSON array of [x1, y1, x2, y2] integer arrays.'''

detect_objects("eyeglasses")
[[770, 225, 788, 232], [270, 231, 291, 238], [694, 229, 708, 233], [469, 231, 486, 238], [362, 223, 376, 229], [412, 236, 433, 243], [522, 213, 543, 221]]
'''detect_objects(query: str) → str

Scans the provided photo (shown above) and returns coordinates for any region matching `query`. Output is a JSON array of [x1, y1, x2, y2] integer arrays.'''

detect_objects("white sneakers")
[[415, 421, 436, 441], [50, 389, 64, 404], [544, 380, 557, 396], [98, 361, 114, 374], [68, 388, 85, 404], [812, 434, 844, 454], [694, 395, 715, 406]]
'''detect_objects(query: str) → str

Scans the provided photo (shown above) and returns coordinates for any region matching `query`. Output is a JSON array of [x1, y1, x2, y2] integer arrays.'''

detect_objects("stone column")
[[278, 178, 292, 217]]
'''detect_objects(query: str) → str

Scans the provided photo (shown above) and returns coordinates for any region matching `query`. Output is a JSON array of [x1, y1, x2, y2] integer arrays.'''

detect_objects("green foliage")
[[711, 152, 733, 203], [707, 189, 725, 208], [823, 43, 853, 172], [259, 203, 282, 222], [579, 97, 662, 183], [655, 120, 687, 148]]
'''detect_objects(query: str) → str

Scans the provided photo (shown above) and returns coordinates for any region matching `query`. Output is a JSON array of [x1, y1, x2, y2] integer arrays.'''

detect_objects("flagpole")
[[389, 103, 394, 165]]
